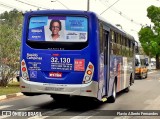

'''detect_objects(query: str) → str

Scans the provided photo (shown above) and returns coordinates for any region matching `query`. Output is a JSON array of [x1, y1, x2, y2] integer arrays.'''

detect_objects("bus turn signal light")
[[22, 67, 26, 72], [87, 70, 92, 75], [22, 62, 25, 66], [88, 65, 93, 69]]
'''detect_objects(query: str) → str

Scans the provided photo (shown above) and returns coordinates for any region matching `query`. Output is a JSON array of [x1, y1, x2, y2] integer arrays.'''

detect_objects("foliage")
[[138, 5, 160, 69], [0, 82, 20, 96], [0, 9, 23, 86]]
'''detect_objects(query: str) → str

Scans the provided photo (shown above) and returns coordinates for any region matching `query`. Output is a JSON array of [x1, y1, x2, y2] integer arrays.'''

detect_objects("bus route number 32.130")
[[51, 57, 71, 63]]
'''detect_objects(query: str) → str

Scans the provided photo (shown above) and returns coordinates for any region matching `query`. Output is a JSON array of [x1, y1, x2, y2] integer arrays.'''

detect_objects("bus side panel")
[[88, 15, 109, 100], [108, 55, 133, 96], [89, 13, 99, 82], [86, 14, 100, 97], [20, 14, 29, 79], [122, 57, 130, 90], [97, 53, 106, 100], [127, 57, 134, 85], [97, 27, 110, 100], [108, 55, 125, 96]]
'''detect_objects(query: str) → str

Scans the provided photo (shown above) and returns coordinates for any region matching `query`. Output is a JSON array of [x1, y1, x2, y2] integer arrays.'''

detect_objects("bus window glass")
[[28, 16, 88, 42], [111, 31, 114, 41], [99, 22, 104, 53]]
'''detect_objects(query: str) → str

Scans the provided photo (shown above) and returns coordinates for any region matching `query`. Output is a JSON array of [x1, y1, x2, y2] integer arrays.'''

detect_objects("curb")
[[0, 92, 23, 101]]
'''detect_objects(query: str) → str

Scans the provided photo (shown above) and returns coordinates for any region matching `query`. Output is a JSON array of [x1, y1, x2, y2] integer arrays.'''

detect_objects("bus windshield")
[[27, 16, 88, 50]]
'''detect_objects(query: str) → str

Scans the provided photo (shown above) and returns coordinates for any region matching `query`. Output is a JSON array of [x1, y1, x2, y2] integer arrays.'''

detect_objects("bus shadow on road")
[[35, 89, 132, 115], [37, 95, 103, 112]]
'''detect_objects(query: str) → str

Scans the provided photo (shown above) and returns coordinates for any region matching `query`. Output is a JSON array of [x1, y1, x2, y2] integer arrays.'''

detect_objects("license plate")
[[44, 87, 64, 91]]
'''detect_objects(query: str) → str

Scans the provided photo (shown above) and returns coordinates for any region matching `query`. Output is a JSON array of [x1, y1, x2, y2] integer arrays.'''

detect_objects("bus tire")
[[51, 94, 70, 102], [107, 81, 116, 103], [124, 82, 130, 92]]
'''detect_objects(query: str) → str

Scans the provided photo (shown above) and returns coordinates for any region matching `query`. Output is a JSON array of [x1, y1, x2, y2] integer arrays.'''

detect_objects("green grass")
[[0, 82, 20, 96]]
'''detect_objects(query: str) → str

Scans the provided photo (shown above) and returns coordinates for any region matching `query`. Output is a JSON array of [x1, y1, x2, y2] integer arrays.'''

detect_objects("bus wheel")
[[124, 81, 130, 92], [51, 94, 70, 102], [107, 81, 116, 103], [124, 86, 130, 92]]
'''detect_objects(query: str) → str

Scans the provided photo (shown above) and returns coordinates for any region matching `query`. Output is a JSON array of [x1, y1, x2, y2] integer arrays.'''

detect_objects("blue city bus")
[[20, 10, 136, 102]]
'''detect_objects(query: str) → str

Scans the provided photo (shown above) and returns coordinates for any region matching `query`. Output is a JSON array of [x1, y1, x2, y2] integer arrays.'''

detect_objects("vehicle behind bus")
[[135, 55, 148, 79]]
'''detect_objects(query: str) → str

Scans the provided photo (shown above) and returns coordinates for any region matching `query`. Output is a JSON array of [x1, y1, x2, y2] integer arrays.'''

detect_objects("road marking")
[[42, 108, 67, 116], [147, 80, 152, 81], [148, 71, 157, 74], [0, 115, 11, 119], [70, 110, 99, 119], [144, 95, 160, 110], [28, 116, 49, 119], [18, 106, 38, 110], [27, 108, 67, 119], [114, 116, 130, 119], [0, 105, 13, 109]]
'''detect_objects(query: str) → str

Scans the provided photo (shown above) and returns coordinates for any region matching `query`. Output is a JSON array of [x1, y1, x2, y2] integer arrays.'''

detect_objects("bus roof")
[[97, 14, 135, 41], [24, 9, 92, 16]]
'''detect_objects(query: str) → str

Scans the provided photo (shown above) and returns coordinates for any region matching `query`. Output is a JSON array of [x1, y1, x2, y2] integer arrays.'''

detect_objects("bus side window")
[[103, 30, 109, 65], [110, 30, 114, 54], [129, 40, 132, 57], [131, 41, 134, 57], [126, 38, 129, 57], [121, 36, 126, 56], [117, 33, 122, 55], [113, 32, 117, 55], [99, 22, 104, 53], [112, 32, 119, 55]]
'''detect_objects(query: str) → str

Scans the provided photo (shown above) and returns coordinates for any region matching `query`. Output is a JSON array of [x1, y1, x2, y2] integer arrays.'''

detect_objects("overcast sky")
[[0, 0, 160, 41]]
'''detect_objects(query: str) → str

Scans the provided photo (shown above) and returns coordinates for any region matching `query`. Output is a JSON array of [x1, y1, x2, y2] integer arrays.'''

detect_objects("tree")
[[138, 5, 160, 69], [0, 9, 23, 86]]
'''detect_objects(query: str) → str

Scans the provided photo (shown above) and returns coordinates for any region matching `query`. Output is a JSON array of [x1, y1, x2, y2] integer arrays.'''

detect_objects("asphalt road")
[[0, 70, 160, 119]]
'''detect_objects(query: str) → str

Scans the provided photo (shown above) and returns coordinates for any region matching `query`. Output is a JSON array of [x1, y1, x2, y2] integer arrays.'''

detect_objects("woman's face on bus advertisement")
[[51, 22, 60, 35]]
